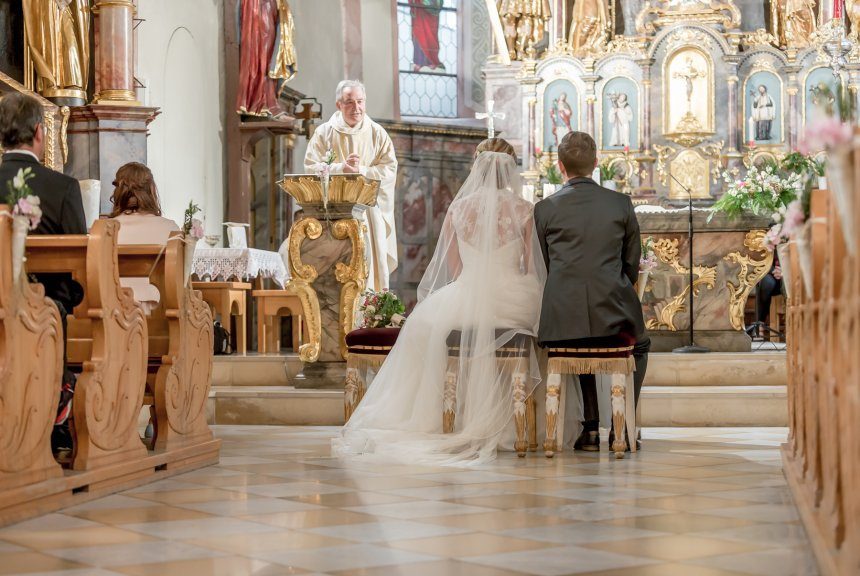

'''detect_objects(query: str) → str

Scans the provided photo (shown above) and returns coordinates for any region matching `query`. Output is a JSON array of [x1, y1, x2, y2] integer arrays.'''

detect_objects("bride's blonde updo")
[[475, 138, 517, 163]]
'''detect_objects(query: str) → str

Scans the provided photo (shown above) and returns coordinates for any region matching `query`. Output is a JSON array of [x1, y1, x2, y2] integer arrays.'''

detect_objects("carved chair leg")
[[526, 394, 537, 451], [256, 309, 267, 354], [344, 363, 360, 422], [544, 372, 562, 457], [610, 373, 628, 459], [626, 372, 637, 454], [443, 356, 458, 433], [512, 364, 528, 457]]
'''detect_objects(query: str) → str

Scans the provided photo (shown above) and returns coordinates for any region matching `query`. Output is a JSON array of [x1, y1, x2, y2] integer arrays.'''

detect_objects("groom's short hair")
[[558, 132, 597, 177]]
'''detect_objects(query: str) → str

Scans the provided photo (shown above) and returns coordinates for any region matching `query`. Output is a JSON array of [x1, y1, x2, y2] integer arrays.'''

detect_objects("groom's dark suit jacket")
[[0, 152, 86, 309], [534, 176, 645, 343]]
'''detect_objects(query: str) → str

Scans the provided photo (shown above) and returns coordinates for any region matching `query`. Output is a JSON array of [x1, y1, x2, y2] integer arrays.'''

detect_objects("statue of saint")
[[22, 0, 91, 103], [498, 0, 551, 60], [772, 0, 817, 48], [236, 0, 297, 117], [568, 0, 609, 55], [847, 0, 860, 41]]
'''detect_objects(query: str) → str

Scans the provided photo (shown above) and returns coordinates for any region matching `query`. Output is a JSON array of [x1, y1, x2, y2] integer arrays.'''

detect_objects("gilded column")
[[92, 0, 139, 104], [528, 98, 537, 170]]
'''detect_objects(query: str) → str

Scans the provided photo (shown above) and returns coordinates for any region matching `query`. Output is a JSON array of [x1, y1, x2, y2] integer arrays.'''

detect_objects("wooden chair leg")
[[235, 312, 247, 355], [626, 372, 637, 454], [512, 364, 528, 458], [526, 395, 537, 452], [610, 372, 628, 459], [443, 356, 458, 433], [257, 310, 267, 354], [544, 372, 562, 457], [291, 314, 300, 351]]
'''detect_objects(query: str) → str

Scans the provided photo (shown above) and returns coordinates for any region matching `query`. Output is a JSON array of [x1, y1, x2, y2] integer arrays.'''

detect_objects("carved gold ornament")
[[700, 140, 725, 183], [332, 219, 368, 360], [286, 218, 323, 363], [636, 0, 741, 35], [724, 230, 774, 331], [646, 238, 717, 331], [653, 144, 677, 187], [743, 28, 779, 49]]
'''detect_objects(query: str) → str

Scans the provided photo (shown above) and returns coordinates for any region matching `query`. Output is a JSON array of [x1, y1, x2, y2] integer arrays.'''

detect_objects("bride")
[[333, 138, 547, 466]]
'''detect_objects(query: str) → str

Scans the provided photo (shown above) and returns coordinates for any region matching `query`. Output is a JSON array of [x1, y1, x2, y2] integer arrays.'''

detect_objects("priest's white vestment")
[[304, 112, 398, 290]]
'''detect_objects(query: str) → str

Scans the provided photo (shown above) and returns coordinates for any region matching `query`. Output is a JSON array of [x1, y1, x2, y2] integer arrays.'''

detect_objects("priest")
[[304, 80, 398, 290]]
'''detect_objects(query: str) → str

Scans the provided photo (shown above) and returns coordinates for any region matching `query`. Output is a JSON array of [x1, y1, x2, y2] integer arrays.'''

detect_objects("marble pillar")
[[65, 104, 159, 213], [639, 59, 655, 190], [92, 0, 138, 105], [787, 67, 801, 150], [584, 75, 598, 137]]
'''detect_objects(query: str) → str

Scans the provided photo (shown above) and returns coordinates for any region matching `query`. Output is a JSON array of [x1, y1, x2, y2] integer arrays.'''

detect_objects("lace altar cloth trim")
[[192, 247, 289, 287]]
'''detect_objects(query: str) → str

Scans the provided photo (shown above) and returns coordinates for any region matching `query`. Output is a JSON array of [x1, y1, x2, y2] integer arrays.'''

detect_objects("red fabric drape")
[[410, 1, 442, 69], [236, 0, 280, 116]]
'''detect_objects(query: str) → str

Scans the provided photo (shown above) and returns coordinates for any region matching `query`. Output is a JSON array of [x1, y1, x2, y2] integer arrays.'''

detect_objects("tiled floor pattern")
[[0, 427, 817, 576]]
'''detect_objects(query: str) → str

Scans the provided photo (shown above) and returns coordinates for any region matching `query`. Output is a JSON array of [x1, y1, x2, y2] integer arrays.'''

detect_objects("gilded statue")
[[270, 0, 298, 83], [22, 0, 91, 103], [847, 0, 860, 41], [771, 0, 817, 48], [568, 0, 610, 56], [498, 0, 552, 60]]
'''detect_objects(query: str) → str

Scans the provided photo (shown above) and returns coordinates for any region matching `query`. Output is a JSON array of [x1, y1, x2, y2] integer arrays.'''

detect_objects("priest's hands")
[[344, 154, 361, 173]]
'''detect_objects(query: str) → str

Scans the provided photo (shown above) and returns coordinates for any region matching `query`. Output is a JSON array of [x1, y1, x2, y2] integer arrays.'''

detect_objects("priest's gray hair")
[[336, 80, 366, 102]]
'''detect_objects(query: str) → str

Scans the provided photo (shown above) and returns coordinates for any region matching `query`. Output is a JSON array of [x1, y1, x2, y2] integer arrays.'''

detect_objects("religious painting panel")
[[743, 71, 783, 146], [542, 79, 579, 152], [601, 76, 639, 151], [663, 47, 714, 136], [803, 66, 841, 125], [669, 149, 710, 199], [399, 169, 432, 242]]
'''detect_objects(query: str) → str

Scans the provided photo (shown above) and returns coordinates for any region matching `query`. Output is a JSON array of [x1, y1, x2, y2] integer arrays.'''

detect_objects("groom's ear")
[[557, 159, 567, 180]]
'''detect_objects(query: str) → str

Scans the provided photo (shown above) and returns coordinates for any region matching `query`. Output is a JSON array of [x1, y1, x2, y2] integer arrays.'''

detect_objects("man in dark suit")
[[0, 92, 87, 434], [534, 131, 650, 451]]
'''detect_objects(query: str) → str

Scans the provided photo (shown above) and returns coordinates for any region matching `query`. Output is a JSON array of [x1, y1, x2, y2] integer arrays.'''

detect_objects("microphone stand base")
[[673, 344, 711, 354]]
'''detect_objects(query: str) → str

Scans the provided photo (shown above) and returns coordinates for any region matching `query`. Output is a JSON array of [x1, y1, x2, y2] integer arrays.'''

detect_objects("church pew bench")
[[116, 235, 219, 457], [192, 281, 250, 354], [0, 206, 64, 496], [25, 220, 149, 472]]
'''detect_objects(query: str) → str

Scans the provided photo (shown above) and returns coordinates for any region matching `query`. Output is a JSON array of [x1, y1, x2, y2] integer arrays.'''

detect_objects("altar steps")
[[207, 351, 788, 427]]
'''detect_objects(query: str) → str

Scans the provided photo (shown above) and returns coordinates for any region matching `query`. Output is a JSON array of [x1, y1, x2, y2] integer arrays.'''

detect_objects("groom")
[[534, 131, 650, 451]]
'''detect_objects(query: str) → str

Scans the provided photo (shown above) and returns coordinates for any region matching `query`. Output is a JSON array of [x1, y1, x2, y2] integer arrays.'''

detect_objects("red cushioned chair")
[[343, 328, 400, 421], [544, 332, 637, 459]]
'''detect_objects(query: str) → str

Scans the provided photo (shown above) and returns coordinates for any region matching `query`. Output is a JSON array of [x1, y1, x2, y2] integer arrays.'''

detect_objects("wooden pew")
[[783, 185, 860, 576], [25, 219, 148, 471], [0, 207, 64, 493], [116, 234, 218, 459]]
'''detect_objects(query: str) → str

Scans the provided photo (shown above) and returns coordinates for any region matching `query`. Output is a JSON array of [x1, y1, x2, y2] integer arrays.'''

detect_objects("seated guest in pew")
[[108, 162, 179, 314], [0, 93, 86, 439], [750, 254, 783, 340]]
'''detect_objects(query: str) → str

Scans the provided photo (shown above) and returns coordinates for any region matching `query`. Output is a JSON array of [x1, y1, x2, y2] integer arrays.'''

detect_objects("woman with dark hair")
[[110, 162, 179, 313]]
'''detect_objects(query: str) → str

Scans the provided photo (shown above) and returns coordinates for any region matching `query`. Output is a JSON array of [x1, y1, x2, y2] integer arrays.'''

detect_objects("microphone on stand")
[[668, 172, 710, 354]]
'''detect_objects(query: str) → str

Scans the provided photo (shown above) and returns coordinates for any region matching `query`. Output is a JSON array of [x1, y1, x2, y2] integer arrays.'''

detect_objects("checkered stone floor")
[[0, 426, 817, 576]]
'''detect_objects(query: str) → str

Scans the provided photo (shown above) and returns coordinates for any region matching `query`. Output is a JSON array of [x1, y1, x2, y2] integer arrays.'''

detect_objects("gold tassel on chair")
[[547, 356, 635, 376]]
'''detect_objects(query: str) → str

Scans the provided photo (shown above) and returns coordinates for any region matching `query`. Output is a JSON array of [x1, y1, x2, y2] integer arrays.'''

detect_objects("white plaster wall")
[[361, 0, 396, 120], [136, 0, 225, 234]]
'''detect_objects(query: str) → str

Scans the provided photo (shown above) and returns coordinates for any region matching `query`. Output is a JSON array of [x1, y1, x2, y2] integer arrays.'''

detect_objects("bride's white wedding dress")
[[333, 152, 547, 465]]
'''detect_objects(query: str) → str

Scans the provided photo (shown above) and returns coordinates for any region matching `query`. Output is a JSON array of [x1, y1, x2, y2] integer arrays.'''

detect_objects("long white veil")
[[333, 152, 547, 466]]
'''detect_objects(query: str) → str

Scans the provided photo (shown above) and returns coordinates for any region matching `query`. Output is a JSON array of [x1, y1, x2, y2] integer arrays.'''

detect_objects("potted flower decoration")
[[536, 148, 564, 197], [712, 163, 800, 221], [599, 159, 619, 191], [763, 199, 807, 298], [799, 117, 855, 254], [356, 289, 406, 329], [181, 200, 204, 284], [638, 236, 658, 300], [4, 167, 42, 284]]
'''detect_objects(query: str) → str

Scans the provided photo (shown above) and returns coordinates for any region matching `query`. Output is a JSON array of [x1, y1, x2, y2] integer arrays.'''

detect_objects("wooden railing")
[[783, 188, 860, 576], [0, 212, 219, 526]]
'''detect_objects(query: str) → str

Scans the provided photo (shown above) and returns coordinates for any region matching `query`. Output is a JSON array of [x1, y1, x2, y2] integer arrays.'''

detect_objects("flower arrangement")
[[798, 117, 852, 156], [4, 167, 41, 230], [535, 148, 563, 185], [182, 200, 204, 240], [763, 199, 806, 251], [640, 236, 658, 272], [712, 164, 800, 220], [781, 151, 824, 180], [598, 158, 618, 183], [357, 289, 406, 329]]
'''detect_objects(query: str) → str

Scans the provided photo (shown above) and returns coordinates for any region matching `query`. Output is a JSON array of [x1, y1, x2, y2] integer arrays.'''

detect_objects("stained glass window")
[[397, 0, 459, 118]]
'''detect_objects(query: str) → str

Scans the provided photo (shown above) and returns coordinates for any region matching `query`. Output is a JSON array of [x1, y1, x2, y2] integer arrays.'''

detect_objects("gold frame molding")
[[285, 218, 323, 363]]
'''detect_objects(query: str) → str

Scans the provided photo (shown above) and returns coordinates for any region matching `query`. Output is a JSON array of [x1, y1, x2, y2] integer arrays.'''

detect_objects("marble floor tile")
[[332, 558, 531, 576], [9, 570, 127, 576], [0, 527, 154, 550], [62, 505, 214, 526], [526, 502, 672, 522], [126, 487, 250, 505], [252, 543, 439, 573], [465, 544, 659, 576], [580, 534, 767, 562], [186, 529, 351, 554], [423, 510, 578, 531], [303, 520, 472, 543], [345, 500, 495, 519], [691, 521, 810, 547], [172, 496, 323, 516], [599, 512, 761, 534], [611, 495, 757, 512], [698, 503, 801, 523], [444, 493, 588, 510], [239, 509, 382, 529], [225, 481, 355, 499], [111, 556, 292, 576], [289, 491, 414, 507], [0, 515, 100, 533], [687, 547, 821, 576], [706, 487, 796, 505], [118, 517, 280, 539], [385, 532, 558, 557], [43, 542, 227, 568], [494, 523, 669, 545], [0, 551, 89, 574]]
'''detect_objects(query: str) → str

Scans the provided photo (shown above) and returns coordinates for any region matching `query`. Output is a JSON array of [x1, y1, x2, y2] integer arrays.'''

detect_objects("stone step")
[[639, 385, 787, 427], [644, 352, 786, 387], [208, 386, 343, 426], [213, 354, 304, 387]]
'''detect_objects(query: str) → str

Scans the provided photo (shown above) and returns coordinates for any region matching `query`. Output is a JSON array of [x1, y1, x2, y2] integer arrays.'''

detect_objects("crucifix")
[[475, 100, 506, 138]]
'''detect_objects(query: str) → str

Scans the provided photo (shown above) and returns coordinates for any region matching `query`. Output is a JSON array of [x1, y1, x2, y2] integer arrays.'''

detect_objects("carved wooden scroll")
[[0, 207, 63, 491], [153, 235, 214, 451]]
